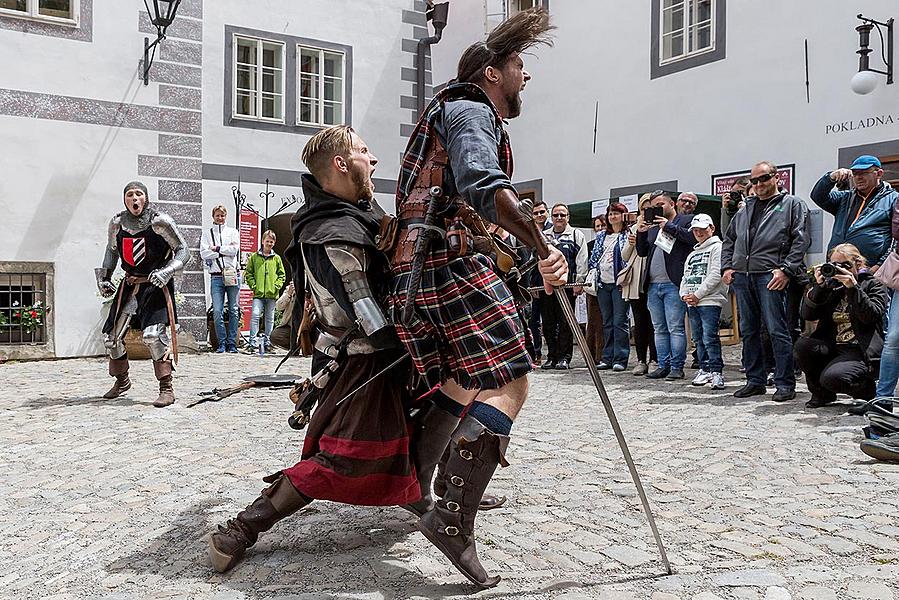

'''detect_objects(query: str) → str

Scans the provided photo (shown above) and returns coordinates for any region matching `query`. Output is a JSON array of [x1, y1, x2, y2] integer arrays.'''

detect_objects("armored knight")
[[208, 126, 460, 573], [96, 181, 188, 407]]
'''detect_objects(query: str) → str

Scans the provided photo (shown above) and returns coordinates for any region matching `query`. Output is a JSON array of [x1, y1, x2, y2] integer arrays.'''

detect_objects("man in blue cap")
[[811, 155, 898, 271]]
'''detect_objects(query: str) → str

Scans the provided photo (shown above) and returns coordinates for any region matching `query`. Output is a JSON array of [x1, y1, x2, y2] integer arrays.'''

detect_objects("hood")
[[286, 174, 385, 259], [693, 235, 722, 251]]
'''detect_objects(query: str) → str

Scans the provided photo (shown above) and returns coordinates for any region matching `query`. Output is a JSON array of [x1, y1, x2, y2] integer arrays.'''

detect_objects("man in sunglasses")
[[722, 161, 809, 402], [810, 155, 897, 273], [527, 200, 553, 365], [676, 192, 698, 216]]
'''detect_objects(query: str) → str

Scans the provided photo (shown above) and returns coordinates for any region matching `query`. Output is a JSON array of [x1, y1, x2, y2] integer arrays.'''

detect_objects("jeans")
[[646, 282, 687, 370], [210, 275, 240, 349], [250, 297, 276, 349], [687, 305, 723, 373], [731, 272, 795, 389], [596, 282, 630, 366], [540, 289, 574, 362], [529, 294, 544, 359], [877, 288, 899, 397]]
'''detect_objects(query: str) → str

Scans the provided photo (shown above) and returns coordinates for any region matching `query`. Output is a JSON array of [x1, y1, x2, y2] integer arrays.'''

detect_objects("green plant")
[[11, 300, 47, 333]]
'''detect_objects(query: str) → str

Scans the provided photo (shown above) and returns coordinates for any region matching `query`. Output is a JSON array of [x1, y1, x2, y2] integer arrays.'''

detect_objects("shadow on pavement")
[[19, 395, 152, 409]]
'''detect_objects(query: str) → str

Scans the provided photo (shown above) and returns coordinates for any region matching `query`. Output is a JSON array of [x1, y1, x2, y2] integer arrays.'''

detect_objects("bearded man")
[[96, 181, 188, 407], [208, 126, 450, 573], [389, 8, 567, 588]]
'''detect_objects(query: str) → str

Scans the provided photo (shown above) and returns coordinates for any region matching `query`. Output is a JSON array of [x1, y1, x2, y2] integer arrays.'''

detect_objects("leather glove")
[[98, 281, 116, 298], [149, 266, 174, 288]]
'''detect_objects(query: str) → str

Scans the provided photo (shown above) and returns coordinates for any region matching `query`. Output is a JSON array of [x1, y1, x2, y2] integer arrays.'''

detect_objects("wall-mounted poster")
[[711, 164, 795, 196], [239, 208, 260, 254]]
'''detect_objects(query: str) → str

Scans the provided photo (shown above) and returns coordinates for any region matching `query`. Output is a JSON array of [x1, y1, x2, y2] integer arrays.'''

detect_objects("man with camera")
[[810, 155, 897, 272], [794, 243, 888, 408], [722, 161, 809, 402], [636, 190, 696, 380]]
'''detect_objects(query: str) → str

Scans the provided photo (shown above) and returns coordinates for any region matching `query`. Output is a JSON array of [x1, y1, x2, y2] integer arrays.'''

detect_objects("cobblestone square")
[[2, 349, 898, 599]]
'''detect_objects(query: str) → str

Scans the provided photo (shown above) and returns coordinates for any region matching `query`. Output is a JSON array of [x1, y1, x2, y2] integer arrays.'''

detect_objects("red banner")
[[239, 288, 254, 333], [712, 165, 795, 196], [239, 209, 259, 253]]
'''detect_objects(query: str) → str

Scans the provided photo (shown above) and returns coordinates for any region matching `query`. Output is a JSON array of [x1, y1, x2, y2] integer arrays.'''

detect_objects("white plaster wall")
[[433, 0, 899, 262], [202, 0, 414, 178]]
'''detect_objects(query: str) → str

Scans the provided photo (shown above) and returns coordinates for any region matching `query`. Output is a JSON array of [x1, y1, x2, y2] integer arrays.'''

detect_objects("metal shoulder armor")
[[151, 212, 189, 272], [324, 243, 389, 336]]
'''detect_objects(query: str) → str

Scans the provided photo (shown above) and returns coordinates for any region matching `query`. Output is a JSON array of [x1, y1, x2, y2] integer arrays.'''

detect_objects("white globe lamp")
[[851, 70, 880, 95]]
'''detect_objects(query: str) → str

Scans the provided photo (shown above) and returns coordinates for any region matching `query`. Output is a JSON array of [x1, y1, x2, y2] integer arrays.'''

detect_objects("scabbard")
[[400, 189, 441, 325]]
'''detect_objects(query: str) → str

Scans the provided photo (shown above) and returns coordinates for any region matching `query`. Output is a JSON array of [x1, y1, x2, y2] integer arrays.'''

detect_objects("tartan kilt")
[[389, 249, 532, 391]]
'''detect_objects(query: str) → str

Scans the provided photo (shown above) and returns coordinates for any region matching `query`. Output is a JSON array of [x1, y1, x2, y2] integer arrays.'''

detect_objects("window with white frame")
[[0, 0, 75, 22], [234, 36, 285, 122], [507, 0, 539, 16], [660, 0, 713, 63], [298, 46, 345, 127]]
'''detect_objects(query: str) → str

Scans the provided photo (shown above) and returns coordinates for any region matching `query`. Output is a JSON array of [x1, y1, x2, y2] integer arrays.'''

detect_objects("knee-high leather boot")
[[208, 472, 311, 572], [435, 442, 508, 511], [418, 415, 510, 589], [402, 403, 460, 517], [152, 360, 175, 407], [103, 357, 131, 399]]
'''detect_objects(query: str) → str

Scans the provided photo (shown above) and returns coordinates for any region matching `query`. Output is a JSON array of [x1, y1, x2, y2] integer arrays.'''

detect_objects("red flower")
[[13, 312, 20, 319], [30, 310, 38, 318]]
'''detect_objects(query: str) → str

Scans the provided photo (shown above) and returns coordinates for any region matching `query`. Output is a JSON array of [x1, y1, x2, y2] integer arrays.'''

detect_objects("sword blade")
[[333, 353, 409, 407], [553, 288, 672, 575]]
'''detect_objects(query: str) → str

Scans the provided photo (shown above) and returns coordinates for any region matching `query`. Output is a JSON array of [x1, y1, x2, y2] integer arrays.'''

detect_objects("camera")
[[642, 206, 663, 224], [725, 189, 743, 214], [820, 261, 851, 289]]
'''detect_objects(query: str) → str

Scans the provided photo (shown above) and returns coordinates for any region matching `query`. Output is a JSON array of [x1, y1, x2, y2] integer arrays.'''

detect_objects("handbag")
[[583, 268, 598, 296], [616, 262, 635, 288], [874, 250, 899, 290], [211, 227, 240, 286]]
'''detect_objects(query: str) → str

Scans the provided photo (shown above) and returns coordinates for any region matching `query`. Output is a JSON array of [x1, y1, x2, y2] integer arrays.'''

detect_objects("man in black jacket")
[[795, 243, 888, 408], [636, 190, 696, 380], [722, 161, 809, 402]]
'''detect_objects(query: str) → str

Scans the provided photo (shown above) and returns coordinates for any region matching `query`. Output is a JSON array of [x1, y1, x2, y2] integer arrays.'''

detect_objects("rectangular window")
[[0, 272, 48, 345], [0, 0, 75, 22], [508, 0, 539, 16], [298, 45, 345, 127], [661, 0, 713, 63], [233, 36, 285, 122]]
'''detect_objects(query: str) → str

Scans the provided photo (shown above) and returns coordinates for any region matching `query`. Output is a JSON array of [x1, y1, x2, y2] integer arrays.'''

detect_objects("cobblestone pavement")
[[2, 347, 898, 600]]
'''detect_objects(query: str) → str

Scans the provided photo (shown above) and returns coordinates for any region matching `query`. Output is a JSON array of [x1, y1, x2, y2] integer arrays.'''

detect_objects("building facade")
[[0, 0, 433, 358], [433, 0, 899, 254]]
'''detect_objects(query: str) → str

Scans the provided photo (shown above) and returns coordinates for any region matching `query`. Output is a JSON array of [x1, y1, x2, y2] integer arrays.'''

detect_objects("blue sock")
[[467, 401, 513, 436], [431, 389, 465, 417]]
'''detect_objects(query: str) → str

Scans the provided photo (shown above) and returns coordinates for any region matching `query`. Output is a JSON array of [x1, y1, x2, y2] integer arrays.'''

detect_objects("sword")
[[551, 285, 672, 575], [334, 353, 409, 407], [401, 186, 443, 325]]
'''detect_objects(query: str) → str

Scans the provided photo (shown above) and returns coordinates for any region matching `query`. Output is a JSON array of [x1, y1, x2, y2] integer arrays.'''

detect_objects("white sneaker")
[[710, 372, 725, 389], [691, 369, 713, 386]]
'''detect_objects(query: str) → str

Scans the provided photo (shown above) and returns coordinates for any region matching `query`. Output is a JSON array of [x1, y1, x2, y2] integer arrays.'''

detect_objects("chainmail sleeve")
[[98, 214, 122, 279]]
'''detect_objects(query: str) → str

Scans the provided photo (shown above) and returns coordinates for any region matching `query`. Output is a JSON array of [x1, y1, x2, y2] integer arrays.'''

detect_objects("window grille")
[[0, 272, 48, 345]]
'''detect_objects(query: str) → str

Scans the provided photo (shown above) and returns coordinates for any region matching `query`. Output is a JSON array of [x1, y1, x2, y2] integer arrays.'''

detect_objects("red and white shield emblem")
[[122, 237, 146, 267]]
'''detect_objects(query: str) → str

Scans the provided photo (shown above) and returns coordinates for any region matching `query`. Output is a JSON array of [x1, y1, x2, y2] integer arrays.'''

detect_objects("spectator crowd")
[[526, 155, 899, 416]]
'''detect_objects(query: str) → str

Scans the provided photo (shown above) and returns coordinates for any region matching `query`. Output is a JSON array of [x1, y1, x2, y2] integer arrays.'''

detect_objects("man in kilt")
[[208, 126, 461, 572], [96, 181, 188, 407], [389, 7, 568, 588]]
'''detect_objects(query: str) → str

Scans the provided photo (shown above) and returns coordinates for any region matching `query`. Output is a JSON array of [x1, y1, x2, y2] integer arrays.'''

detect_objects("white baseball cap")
[[690, 214, 714, 229]]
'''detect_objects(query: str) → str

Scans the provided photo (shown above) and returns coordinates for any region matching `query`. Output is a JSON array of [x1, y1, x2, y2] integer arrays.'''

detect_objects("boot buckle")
[[444, 526, 460, 536], [459, 449, 473, 460], [445, 501, 461, 512], [449, 475, 464, 487]]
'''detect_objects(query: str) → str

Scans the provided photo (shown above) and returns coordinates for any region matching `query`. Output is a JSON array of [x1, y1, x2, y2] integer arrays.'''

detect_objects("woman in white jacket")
[[679, 214, 728, 389], [200, 205, 242, 352]]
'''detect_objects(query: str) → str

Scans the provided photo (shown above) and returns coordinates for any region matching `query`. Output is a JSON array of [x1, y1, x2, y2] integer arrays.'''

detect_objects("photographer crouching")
[[794, 243, 889, 409]]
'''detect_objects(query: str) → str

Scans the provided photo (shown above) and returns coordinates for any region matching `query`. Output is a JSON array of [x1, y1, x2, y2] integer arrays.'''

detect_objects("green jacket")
[[244, 250, 285, 299]]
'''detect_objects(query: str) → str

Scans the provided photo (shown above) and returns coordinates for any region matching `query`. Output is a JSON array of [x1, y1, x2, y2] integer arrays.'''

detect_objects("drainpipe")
[[417, 2, 450, 116]]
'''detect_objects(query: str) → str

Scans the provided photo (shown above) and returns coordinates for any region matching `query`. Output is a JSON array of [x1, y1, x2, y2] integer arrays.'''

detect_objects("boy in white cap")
[[680, 214, 728, 389]]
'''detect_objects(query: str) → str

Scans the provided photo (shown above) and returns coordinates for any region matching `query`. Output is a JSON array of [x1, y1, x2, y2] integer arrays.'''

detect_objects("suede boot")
[[152, 360, 175, 407], [208, 472, 311, 572], [435, 444, 508, 511], [402, 403, 460, 517], [103, 357, 131, 399], [418, 415, 509, 589]]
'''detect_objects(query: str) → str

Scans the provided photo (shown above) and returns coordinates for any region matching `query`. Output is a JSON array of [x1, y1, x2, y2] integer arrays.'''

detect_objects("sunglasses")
[[552, 213, 568, 218], [678, 199, 696, 205], [533, 209, 547, 215], [749, 172, 777, 185]]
